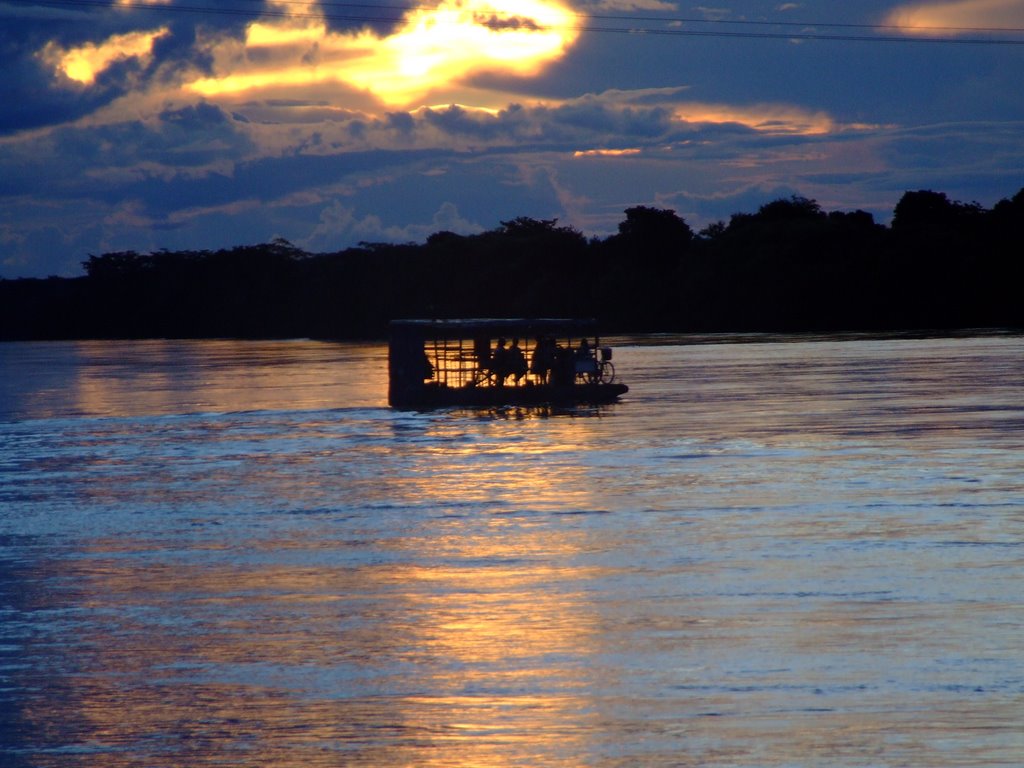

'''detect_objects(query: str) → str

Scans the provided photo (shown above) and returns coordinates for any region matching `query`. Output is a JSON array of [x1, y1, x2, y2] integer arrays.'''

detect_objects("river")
[[1, 333, 1022, 767]]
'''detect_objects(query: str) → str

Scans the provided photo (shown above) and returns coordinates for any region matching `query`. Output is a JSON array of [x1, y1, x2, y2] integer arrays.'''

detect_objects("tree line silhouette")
[[2, 187, 1021, 340]]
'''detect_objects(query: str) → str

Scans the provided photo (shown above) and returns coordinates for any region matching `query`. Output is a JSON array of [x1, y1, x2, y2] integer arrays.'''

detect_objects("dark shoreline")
[[4, 188, 1021, 342]]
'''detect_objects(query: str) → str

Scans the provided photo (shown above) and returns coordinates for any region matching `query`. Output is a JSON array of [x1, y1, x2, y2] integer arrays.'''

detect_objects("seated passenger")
[[530, 335, 555, 383], [551, 345, 575, 387], [507, 338, 528, 384], [576, 338, 592, 361], [574, 338, 598, 380], [491, 337, 510, 386]]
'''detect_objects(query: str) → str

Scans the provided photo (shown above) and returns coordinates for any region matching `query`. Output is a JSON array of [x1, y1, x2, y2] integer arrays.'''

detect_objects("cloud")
[[2, 111, 1019, 276], [574, 148, 643, 157], [673, 102, 836, 135], [183, 0, 580, 109], [12, 0, 583, 138], [0, 82, 879, 254], [692, 7, 733, 21], [885, 0, 1024, 34], [40, 27, 170, 85], [301, 199, 483, 250]]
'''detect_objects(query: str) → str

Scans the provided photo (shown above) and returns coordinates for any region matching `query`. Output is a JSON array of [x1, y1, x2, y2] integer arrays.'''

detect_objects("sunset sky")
[[2, 0, 1023, 277]]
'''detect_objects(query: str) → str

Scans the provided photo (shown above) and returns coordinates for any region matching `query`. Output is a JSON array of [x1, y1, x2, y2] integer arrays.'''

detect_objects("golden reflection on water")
[[23, 419, 614, 766], [30, 550, 605, 764], [51, 339, 388, 417]]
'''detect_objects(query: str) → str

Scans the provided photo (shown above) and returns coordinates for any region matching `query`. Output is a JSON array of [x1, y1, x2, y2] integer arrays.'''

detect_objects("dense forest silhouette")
[[2, 187, 1022, 340]]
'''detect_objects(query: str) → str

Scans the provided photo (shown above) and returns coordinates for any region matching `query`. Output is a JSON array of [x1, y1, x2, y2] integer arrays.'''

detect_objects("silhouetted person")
[[473, 335, 496, 386], [530, 335, 555, 383], [575, 338, 597, 381], [507, 338, 528, 384], [576, 338, 591, 360], [491, 337, 509, 386], [551, 345, 575, 387]]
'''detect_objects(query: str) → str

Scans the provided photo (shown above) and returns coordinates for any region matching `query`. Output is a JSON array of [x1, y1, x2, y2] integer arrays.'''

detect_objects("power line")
[[590, 13, 1024, 36], [579, 26, 1024, 46], [12, 0, 1024, 45]]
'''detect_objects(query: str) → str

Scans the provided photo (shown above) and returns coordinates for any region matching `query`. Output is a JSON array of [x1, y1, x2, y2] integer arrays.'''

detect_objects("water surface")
[[2, 335, 1023, 766]]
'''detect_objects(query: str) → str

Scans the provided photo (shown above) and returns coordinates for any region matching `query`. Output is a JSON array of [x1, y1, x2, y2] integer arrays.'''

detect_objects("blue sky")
[[2, 0, 1022, 277]]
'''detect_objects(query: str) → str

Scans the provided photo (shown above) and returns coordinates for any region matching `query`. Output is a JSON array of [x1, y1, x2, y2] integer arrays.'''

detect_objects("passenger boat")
[[388, 318, 628, 408]]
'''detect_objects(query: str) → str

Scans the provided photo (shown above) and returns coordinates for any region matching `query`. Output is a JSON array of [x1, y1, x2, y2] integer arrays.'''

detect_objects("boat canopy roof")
[[390, 318, 598, 340]]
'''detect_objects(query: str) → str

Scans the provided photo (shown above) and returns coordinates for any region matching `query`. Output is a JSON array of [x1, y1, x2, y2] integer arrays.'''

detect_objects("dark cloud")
[[421, 105, 508, 140], [298, 157, 566, 251], [0, 61, 104, 134], [386, 111, 415, 135], [551, 100, 677, 139], [405, 98, 687, 151], [159, 101, 231, 130], [884, 122, 1024, 171], [473, 13, 542, 32], [320, 5, 406, 38], [0, 10, 211, 135], [0, 19, 101, 133], [347, 120, 367, 140]]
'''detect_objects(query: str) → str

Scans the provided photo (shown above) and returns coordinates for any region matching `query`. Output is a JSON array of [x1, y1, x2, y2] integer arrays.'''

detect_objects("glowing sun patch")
[[42, 28, 169, 85], [186, 0, 579, 107], [885, 0, 1024, 35], [573, 148, 643, 157]]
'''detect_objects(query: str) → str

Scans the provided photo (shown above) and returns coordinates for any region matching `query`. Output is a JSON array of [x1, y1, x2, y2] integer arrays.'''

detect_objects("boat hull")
[[391, 381, 628, 409]]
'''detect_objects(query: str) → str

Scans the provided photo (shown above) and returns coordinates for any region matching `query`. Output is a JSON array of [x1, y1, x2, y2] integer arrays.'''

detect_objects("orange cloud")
[[41, 27, 169, 85], [674, 103, 835, 135], [186, 0, 580, 108], [885, 0, 1024, 35], [573, 148, 643, 157]]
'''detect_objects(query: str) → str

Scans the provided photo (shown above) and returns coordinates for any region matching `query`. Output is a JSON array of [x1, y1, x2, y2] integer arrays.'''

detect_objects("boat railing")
[[421, 334, 610, 390], [388, 319, 624, 406]]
